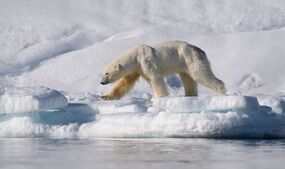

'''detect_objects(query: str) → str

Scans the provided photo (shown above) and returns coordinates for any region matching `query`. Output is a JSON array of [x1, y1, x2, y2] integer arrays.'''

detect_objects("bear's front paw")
[[218, 87, 226, 95], [100, 95, 114, 100]]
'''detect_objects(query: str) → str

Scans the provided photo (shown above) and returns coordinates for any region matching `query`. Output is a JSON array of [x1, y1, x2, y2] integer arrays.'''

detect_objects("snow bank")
[[0, 87, 68, 114]]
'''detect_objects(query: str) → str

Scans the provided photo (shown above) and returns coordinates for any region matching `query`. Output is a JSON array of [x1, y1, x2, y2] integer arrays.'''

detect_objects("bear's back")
[[152, 40, 188, 49], [150, 41, 190, 75]]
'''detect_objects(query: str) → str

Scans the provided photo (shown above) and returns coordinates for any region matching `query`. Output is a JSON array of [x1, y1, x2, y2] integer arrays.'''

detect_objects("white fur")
[[101, 40, 226, 100]]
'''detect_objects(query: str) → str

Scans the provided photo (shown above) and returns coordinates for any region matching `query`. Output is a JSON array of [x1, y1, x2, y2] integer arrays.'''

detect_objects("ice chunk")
[[0, 86, 68, 114], [256, 96, 285, 115], [0, 117, 79, 138], [151, 96, 260, 113], [96, 98, 148, 114], [78, 110, 285, 138], [0, 103, 96, 125], [95, 96, 260, 114]]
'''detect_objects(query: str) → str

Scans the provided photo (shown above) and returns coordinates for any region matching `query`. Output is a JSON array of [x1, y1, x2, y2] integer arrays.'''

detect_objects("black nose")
[[101, 82, 106, 85]]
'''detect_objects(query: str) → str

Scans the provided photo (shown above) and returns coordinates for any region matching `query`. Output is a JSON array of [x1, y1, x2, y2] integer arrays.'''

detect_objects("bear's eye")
[[105, 73, 109, 75]]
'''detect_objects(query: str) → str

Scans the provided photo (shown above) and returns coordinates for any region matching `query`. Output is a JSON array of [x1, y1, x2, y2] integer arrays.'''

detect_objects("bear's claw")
[[100, 95, 114, 100]]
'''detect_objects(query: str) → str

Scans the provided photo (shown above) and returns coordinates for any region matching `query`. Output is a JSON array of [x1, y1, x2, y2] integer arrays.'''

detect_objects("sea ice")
[[0, 95, 284, 138], [150, 96, 260, 113], [0, 86, 68, 114], [96, 98, 148, 114]]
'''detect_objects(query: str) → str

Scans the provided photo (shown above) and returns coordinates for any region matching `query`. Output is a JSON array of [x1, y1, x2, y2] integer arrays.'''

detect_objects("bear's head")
[[101, 62, 124, 85]]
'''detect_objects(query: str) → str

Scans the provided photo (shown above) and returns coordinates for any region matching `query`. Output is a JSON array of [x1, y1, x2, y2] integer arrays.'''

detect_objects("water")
[[0, 138, 284, 169]]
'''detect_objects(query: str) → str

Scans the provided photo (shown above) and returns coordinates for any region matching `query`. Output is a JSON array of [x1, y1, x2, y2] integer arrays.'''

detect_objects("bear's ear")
[[115, 64, 123, 71]]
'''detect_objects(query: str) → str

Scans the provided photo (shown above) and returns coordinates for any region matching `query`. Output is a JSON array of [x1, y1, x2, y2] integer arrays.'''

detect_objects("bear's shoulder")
[[137, 44, 154, 55]]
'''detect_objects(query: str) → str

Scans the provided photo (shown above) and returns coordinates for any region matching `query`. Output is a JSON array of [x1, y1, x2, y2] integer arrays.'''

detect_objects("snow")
[[93, 96, 262, 115], [257, 96, 285, 115], [96, 98, 148, 114], [78, 111, 285, 138], [0, 0, 285, 138], [0, 87, 68, 114], [150, 96, 260, 113]]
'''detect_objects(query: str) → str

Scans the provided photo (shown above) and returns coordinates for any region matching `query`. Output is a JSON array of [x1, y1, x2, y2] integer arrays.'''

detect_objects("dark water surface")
[[0, 138, 284, 169]]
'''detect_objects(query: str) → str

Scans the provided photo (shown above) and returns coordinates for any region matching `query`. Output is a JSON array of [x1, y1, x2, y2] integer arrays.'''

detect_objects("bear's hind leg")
[[184, 47, 226, 94], [187, 60, 226, 95], [190, 65, 226, 95], [101, 72, 140, 100], [188, 63, 226, 95], [179, 72, 198, 96]]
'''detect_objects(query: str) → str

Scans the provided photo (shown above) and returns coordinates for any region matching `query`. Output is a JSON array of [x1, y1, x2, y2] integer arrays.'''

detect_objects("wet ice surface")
[[0, 138, 284, 169]]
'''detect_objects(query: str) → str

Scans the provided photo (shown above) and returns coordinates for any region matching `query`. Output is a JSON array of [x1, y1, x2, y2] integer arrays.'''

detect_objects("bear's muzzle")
[[100, 76, 109, 85]]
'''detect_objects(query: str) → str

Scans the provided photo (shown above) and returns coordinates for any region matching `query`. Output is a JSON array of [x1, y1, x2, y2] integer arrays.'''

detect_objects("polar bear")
[[100, 40, 226, 100]]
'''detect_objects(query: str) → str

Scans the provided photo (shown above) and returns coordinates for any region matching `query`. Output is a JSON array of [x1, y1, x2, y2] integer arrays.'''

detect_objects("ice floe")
[[0, 86, 68, 114], [1, 94, 284, 138]]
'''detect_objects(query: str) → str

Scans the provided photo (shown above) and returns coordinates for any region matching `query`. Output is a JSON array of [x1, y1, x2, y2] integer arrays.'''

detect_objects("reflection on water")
[[0, 138, 284, 169]]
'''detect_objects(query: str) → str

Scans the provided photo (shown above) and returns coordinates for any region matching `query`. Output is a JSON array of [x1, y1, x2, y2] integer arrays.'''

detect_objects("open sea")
[[0, 138, 284, 169]]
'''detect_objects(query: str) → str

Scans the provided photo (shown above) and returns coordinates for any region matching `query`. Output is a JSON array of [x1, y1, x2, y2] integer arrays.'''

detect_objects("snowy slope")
[[1, 0, 285, 77], [12, 27, 285, 96], [0, 0, 285, 138]]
